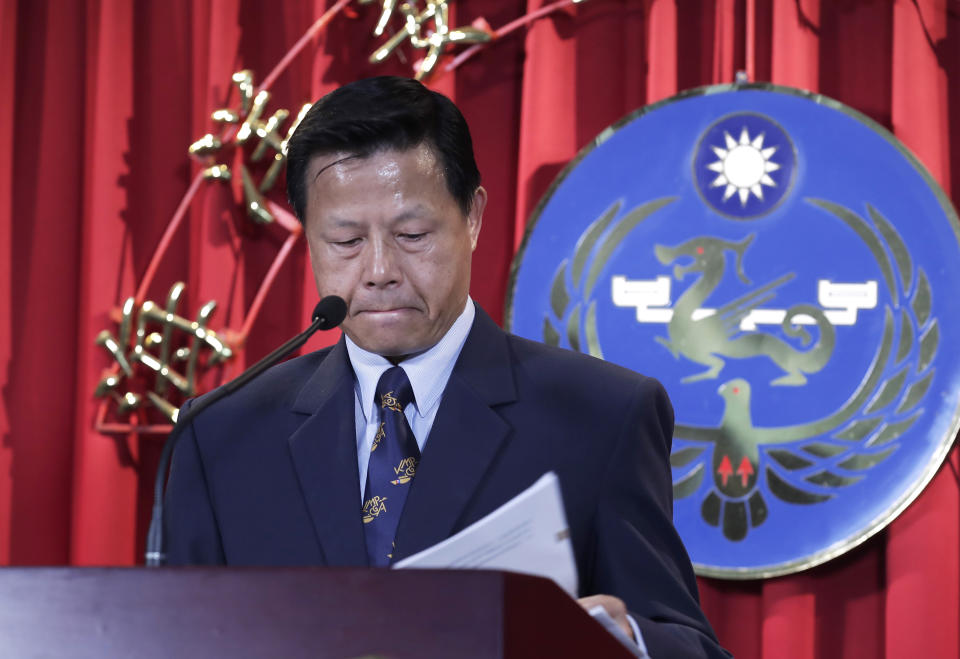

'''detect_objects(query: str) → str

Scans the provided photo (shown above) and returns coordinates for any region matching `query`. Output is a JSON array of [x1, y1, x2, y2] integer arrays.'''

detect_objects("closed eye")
[[399, 233, 426, 241], [332, 237, 362, 247]]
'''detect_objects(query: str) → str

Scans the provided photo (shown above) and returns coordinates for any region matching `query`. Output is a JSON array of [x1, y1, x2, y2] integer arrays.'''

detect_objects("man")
[[165, 76, 729, 658]]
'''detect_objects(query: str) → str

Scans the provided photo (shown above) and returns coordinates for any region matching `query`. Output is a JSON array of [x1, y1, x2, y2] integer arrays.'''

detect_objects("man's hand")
[[577, 594, 635, 642]]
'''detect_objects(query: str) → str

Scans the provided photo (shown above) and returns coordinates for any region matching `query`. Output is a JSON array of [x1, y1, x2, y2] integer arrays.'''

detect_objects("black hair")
[[285, 76, 481, 220]]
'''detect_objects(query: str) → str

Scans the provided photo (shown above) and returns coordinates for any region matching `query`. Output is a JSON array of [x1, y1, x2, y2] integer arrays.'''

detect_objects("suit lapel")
[[393, 307, 518, 560], [288, 339, 368, 566]]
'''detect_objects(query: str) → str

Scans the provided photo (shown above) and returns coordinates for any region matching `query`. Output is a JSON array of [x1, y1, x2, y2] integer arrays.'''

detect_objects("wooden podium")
[[0, 567, 634, 658]]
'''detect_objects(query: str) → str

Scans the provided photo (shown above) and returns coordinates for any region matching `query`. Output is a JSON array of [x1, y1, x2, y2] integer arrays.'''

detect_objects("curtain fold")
[[0, 0, 17, 568], [6, 0, 87, 566], [886, 3, 959, 657], [645, 0, 678, 103], [770, 0, 818, 90], [1, 1, 958, 657], [70, 0, 136, 566]]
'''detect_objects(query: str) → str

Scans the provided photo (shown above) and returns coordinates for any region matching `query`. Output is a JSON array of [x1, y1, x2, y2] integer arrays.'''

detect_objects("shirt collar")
[[345, 297, 476, 423]]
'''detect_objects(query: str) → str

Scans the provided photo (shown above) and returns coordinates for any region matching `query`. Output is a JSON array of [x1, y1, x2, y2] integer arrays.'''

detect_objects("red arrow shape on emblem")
[[737, 456, 754, 488], [717, 455, 733, 486]]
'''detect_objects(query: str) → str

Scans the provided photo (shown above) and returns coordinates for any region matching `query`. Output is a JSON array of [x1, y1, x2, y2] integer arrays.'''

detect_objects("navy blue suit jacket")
[[165, 305, 728, 657]]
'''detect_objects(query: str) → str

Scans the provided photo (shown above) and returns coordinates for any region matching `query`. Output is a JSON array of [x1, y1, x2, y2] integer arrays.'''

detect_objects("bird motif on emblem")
[[668, 198, 937, 541]]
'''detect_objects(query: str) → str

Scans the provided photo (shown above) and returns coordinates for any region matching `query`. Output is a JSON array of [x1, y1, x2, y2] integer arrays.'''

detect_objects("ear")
[[466, 186, 487, 251]]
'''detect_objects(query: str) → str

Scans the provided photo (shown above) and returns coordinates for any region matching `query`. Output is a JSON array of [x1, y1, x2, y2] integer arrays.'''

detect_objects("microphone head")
[[312, 296, 348, 329]]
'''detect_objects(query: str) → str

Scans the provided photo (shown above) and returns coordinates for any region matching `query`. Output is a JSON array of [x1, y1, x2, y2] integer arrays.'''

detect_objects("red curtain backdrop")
[[2, 1, 958, 657]]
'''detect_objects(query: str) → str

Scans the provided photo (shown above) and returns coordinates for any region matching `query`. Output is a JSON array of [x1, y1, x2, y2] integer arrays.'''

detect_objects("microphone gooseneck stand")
[[144, 296, 348, 566]]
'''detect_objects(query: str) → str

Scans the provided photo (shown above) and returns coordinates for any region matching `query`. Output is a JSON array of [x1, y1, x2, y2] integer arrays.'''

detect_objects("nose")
[[363, 237, 401, 289]]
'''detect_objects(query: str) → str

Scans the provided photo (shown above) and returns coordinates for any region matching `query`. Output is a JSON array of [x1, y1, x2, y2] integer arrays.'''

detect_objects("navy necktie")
[[362, 366, 420, 566]]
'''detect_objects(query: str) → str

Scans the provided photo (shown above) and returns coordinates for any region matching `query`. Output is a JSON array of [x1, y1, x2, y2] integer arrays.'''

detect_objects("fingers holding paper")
[[578, 594, 635, 641]]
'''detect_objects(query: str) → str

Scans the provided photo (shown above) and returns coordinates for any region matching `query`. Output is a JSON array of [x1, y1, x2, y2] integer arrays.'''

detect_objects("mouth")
[[354, 307, 420, 317]]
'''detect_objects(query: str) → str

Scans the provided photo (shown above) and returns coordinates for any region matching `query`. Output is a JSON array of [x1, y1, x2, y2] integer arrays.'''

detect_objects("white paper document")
[[393, 471, 578, 597], [394, 471, 647, 656]]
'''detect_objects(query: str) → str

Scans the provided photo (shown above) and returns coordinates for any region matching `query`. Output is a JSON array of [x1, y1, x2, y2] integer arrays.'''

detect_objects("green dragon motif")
[[654, 234, 836, 386]]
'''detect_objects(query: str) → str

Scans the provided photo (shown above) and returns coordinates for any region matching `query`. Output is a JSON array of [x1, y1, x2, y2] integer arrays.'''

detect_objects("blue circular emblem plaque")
[[505, 84, 960, 579]]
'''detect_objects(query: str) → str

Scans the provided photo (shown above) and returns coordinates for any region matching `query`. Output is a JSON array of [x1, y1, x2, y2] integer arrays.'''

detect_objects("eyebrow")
[[326, 207, 432, 228], [391, 206, 431, 223], [327, 217, 364, 229]]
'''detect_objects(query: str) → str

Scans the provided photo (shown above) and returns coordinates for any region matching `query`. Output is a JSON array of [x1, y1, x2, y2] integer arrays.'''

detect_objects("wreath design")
[[545, 197, 937, 545], [541, 197, 677, 355]]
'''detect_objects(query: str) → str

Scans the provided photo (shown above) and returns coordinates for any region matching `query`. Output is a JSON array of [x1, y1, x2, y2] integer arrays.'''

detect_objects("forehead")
[[305, 144, 443, 196], [302, 144, 462, 225]]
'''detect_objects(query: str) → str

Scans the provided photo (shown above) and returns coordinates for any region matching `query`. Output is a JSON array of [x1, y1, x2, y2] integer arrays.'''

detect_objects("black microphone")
[[144, 295, 348, 566]]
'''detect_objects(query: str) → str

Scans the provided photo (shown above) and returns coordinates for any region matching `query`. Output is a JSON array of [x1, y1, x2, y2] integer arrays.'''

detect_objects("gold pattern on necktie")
[[362, 495, 389, 523], [390, 457, 418, 485], [380, 390, 403, 412], [371, 422, 386, 451]]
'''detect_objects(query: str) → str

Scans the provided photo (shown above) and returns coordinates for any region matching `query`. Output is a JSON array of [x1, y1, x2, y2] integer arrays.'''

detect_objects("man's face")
[[303, 143, 485, 359]]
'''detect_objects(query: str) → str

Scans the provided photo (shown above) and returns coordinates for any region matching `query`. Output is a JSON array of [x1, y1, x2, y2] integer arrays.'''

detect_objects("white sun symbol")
[[707, 127, 781, 207]]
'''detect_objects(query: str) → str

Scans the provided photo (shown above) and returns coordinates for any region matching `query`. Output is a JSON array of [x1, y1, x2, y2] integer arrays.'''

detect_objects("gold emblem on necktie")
[[380, 390, 403, 412], [390, 457, 418, 485], [362, 495, 388, 523], [371, 422, 386, 452]]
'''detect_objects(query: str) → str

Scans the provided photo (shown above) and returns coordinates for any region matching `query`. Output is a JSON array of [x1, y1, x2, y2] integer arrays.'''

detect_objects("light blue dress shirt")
[[345, 297, 475, 493]]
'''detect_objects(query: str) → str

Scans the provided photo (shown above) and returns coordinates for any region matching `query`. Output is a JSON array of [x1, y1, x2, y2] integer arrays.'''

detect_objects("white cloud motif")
[[707, 127, 781, 206]]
